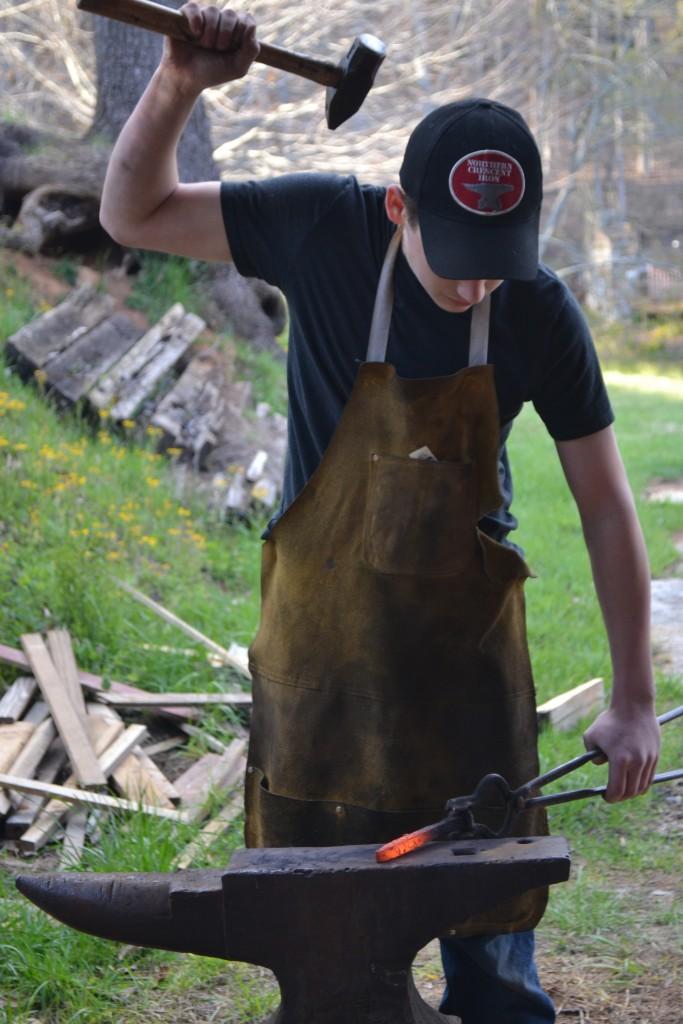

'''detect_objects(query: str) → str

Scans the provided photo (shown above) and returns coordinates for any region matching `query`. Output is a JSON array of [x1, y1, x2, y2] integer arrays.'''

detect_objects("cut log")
[[3, 184, 101, 256], [150, 347, 226, 463], [140, 737, 185, 757], [0, 677, 37, 723], [0, 642, 199, 721], [88, 304, 201, 413], [537, 678, 605, 732], [21, 634, 106, 787], [108, 309, 205, 422], [43, 313, 143, 405], [5, 286, 115, 374]]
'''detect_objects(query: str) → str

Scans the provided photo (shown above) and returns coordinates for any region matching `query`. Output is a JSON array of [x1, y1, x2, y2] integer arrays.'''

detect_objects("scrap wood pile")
[[4, 284, 287, 521], [0, 626, 253, 869]]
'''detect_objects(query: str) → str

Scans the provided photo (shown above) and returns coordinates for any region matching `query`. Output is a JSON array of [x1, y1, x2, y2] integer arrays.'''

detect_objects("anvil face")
[[17, 837, 570, 1024]]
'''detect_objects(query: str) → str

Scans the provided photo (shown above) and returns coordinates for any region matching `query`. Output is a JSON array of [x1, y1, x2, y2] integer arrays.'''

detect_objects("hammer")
[[76, 0, 386, 129]]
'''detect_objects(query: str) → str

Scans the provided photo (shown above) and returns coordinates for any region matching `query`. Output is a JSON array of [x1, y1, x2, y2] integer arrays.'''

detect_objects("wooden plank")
[[17, 709, 124, 851], [113, 580, 252, 679], [0, 642, 198, 721], [5, 286, 115, 372], [0, 773, 187, 821], [537, 678, 605, 732], [140, 736, 185, 757], [0, 722, 36, 774], [98, 724, 148, 777], [111, 748, 177, 809], [59, 809, 88, 868], [0, 677, 37, 723], [96, 690, 252, 707], [174, 739, 247, 824], [21, 634, 106, 787], [4, 739, 67, 838], [47, 629, 86, 718], [109, 310, 205, 421], [174, 755, 246, 870], [88, 304, 192, 410], [44, 313, 143, 405], [0, 716, 57, 815]]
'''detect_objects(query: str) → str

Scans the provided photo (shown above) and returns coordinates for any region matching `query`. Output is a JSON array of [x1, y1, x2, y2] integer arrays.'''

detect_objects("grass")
[[0, 259, 682, 1021]]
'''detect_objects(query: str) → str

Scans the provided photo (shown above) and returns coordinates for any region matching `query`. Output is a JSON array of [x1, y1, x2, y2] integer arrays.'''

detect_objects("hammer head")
[[326, 34, 386, 130]]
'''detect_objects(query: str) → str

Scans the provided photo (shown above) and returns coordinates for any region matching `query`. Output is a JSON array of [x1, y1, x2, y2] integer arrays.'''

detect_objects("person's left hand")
[[583, 701, 660, 802]]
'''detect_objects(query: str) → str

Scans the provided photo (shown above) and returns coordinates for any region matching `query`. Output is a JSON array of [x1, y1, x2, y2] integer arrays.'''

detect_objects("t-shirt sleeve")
[[530, 278, 614, 441], [220, 173, 347, 290]]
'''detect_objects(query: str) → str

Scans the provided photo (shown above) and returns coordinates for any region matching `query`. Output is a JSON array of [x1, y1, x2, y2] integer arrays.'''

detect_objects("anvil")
[[17, 837, 570, 1023]]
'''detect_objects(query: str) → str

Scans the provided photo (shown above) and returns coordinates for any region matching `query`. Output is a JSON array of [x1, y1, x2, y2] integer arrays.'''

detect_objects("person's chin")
[[436, 294, 472, 313]]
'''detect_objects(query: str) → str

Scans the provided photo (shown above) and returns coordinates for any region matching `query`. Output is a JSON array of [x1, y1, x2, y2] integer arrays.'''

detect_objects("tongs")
[[376, 704, 683, 863]]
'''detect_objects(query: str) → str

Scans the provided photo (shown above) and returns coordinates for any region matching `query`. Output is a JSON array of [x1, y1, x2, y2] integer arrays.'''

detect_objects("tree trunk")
[[88, 6, 215, 183]]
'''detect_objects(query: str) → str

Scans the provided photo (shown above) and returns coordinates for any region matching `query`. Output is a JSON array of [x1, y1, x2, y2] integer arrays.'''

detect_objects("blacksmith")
[[99, 6, 661, 1021]]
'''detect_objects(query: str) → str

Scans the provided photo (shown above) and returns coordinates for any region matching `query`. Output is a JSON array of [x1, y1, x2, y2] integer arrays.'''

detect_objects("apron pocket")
[[245, 768, 443, 848], [363, 453, 478, 576]]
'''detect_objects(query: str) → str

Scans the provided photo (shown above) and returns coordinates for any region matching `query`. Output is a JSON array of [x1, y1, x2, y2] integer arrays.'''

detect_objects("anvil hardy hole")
[[450, 847, 476, 856], [517, 839, 534, 844]]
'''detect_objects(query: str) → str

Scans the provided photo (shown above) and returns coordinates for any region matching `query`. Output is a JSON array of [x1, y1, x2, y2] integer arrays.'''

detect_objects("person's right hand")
[[161, 4, 259, 93]]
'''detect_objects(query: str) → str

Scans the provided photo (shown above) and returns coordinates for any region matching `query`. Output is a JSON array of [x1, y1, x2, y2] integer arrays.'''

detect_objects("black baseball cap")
[[399, 98, 543, 281]]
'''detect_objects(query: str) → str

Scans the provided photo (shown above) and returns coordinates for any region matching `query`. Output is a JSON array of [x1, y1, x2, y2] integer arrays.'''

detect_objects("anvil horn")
[[16, 869, 227, 958]]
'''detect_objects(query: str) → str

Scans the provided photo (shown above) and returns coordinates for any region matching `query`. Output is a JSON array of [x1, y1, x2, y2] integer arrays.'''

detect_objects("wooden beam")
[[0, 677, 37, 723], [21, 634, 106, 787], [113, 580, 251, 679], [4, 740, 67, 838], [96, 690, 252, 707], [537, 678, 605, 732], [1, 716, 57, 815], [17, 706, 126, 851], [0, 642, 199, 721], [47, 629, 87, 718], [174, 739, 247, 824], [0, 722, 36, 774], [59, 809, 88, 868], [174, 759, 246, 870], [0, 773, 187, 821]]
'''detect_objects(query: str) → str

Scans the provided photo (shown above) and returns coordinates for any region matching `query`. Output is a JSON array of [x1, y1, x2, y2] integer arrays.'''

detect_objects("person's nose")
[[456, 280, 487, 304]]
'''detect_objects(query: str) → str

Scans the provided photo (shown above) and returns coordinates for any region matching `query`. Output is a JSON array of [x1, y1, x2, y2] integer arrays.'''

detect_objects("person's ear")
[[385, 185, 407, 226]]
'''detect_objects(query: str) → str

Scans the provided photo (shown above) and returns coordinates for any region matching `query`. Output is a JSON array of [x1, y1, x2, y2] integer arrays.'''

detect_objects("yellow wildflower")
[[20, 479, 36, 489], [98, 409, 110, 420], [122, 419, 135, 430], [146, 477, 160, 488], [141, 535, 158, 547], [166, 447, 183, 458], [0, 437, 9, 447], [178, 507, 191, 518], [146, 425, 162, 438], [106, 551, 122, 561], [168, 527, 181, 537]]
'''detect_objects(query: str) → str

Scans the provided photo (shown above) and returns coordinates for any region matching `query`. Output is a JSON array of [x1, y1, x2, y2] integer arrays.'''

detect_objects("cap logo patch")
[[449, 149, 525, 216]]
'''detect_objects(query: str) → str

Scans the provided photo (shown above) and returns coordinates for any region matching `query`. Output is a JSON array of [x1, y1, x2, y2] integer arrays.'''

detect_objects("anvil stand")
[[17, 836, 570, 1024]]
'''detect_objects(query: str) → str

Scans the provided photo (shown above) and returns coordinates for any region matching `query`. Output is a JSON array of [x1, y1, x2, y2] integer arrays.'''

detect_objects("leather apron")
[[246, 229, 548, 935]]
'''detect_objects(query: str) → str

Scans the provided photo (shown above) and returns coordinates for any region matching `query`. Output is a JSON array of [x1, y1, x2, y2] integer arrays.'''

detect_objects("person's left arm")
[[556, 425, 660, 802]]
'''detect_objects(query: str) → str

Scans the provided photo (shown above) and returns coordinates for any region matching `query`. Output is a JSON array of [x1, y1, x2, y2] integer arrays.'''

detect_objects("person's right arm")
[[99, 4, 259, 263]]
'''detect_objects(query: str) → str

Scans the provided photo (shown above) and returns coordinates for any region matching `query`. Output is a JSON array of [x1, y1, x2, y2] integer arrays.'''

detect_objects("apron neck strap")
[[365, 228, 491, 367]]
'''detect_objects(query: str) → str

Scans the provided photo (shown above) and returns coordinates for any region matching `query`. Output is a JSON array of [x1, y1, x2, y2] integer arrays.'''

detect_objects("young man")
[[100, 6, 660, 1022]]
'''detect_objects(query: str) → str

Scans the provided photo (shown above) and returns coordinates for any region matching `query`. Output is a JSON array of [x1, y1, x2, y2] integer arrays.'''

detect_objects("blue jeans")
[[439, 931, 555, 1023]]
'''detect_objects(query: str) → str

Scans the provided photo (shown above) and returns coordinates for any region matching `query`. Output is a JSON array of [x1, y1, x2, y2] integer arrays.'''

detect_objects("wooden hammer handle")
[[77, 0, 342, 87]]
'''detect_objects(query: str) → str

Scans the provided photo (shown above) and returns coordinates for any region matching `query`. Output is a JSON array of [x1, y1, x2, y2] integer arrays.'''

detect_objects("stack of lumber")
[[4, 286, 287, 519], [0, 630, 250, 867]]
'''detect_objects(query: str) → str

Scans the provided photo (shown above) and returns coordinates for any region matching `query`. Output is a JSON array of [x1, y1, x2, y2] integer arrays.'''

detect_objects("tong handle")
[[516, 704, 683, 800], [524, 768, 683, 809]]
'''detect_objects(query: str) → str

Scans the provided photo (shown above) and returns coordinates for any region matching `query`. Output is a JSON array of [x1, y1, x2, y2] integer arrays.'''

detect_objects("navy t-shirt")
[[220, 173, 613, 543]]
